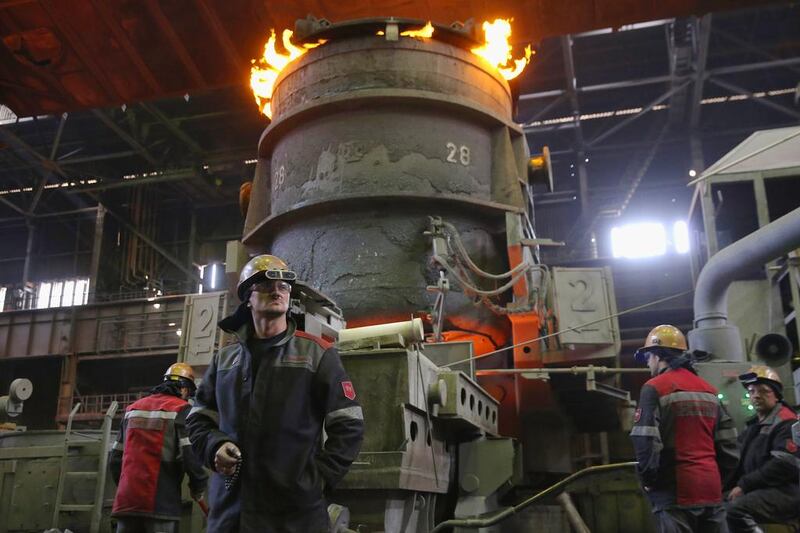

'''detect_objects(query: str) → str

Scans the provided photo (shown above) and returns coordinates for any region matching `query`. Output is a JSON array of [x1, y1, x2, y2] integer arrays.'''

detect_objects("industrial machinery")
[[1, 11, 799, 533], [0, 378, 32, 429], [233, 15, 800, 531], [235, 16, 644, 532]]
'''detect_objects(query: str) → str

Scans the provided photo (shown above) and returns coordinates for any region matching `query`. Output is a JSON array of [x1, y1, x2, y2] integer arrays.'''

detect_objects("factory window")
[[611, 222, 667, 259], [673, 221, 690, 254], [198, 261, 225, 293], [35, 278, 89, 309]]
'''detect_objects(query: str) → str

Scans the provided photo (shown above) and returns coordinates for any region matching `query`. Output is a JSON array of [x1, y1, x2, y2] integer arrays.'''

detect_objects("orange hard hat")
[[634, 325, 688, 362], [237, 254, 297, 301], [739, 365, 783, 398], [164, 362, 196, 389]]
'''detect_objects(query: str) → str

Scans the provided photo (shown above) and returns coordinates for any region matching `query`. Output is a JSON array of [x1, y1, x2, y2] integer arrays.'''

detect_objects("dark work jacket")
[[630, 367, 739, 511], [186, 309, 364, 532], [735, 403, 800, 494], [109, 391, 208, 520]]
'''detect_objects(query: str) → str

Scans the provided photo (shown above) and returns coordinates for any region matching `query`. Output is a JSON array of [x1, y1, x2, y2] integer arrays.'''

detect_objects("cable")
[[440, 288, 695, 368], [434, 256, 528, 297], [441, 220, 530, 280], [430, 462, 638, 533]]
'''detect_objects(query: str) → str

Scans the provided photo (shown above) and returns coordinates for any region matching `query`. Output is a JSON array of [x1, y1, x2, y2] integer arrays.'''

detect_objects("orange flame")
[[250, 29, 325, 118], [377, 21, 435, 38], [471, 19, 533, 80], [403, 21, 435, 38]]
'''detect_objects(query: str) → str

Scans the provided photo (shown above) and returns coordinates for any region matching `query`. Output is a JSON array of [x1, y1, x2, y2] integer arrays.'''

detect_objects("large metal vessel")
[[242, 18, 528, 343]]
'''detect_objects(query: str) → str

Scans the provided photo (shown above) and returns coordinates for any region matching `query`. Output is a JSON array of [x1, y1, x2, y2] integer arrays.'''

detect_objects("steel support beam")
[[29, 112, 69, 213], [0, 208, 98, 226], [187, 209, 197, 292], [68, 169, 199, 193], [194, 0, 245, 71], [518, 58, 800, 101], [520, 94, 567, 125], [580, 74, 676, 93], [87, 204, 105, 302], [529, 120, 799, 161], [0, 125, 60, 173], [561, 35, 591, 219], [614, 122, 670, 216], [713, 27, 800, 75], [91, 109, 160, 165], [38, 0, 121, 101], [707, 77, 800, 120], [523, 121, 578, 134], [0, 124, 83, 216], [140, 102, 203, 154], [89, 0, 163, 93], [94, 198, 202, 282], [21, 220, 35, 284], [0, 195, 27, 216], [707, 57, 800, 77], [586, 80, 691, 147], [58, 151, 138, 165], [688, 15, 711, 140], [519, 89, 567, 101], [145, 0, 207, 88], [0, 150, 140, 176]]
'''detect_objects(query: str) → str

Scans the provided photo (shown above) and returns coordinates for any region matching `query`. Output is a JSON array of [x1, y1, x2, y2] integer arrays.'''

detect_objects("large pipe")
[[689, 206, 800, 360]]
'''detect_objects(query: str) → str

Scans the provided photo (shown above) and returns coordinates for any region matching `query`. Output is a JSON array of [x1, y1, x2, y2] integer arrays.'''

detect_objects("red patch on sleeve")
[[633, 408, 642, 423], [787, 439, 798, 454], [341, 381, 356, 400]]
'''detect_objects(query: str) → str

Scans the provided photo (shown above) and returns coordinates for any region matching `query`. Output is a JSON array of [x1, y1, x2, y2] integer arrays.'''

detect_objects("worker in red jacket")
[[109, 363, 208, 533], [630, 325, 739, 532], [726, 366, 800, 532]]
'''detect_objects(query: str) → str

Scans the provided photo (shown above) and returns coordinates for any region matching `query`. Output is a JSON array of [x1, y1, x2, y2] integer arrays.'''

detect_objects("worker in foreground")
[[109, 363, 208, 533], [726, 366, 800, 532], [630, 325, 739, 532], [187, 254, 364, 532]]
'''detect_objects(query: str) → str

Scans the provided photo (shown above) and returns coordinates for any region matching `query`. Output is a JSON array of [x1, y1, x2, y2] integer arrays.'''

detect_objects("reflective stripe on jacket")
[[187, 313, 364, 532]]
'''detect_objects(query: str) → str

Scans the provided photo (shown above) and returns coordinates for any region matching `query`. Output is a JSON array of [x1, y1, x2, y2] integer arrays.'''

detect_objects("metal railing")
[[95, 310, 184, 353], [70, 393, 143, 419]]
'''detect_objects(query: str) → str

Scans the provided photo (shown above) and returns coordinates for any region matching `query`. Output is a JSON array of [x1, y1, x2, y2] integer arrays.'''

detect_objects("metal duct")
[[689, 206, 800, 360]]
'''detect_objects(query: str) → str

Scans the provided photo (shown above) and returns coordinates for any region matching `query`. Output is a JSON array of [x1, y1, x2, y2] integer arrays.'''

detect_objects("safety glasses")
[[252, 280, 292, 293], [265, 269, 297, 281]]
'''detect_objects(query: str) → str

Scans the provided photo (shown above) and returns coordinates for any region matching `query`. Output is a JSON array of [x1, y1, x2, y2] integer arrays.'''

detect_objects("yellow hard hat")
[[237, 254, 297, 301], [739, 365, 783, 397], [634, 325, 688, 362], [164, 362, 196, 388]]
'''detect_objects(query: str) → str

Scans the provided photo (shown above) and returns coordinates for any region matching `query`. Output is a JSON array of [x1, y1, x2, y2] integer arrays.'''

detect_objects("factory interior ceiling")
[[0, 0, 798, 302]]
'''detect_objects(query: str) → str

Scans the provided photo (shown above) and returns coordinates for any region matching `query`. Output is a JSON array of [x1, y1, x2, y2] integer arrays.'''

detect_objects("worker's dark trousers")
[[726, 487, 800, 533], [653, 505, 728, 533], [115, 517, 177, 533]]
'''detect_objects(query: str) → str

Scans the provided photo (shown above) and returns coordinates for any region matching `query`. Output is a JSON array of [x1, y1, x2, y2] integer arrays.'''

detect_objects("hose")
[[429, 462, 638, 532]]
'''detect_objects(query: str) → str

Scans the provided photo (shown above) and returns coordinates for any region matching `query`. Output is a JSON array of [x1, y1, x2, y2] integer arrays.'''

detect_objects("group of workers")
[[105, 254, 800, 533], [631, 324, 800, 533], [108, 254, 365, 533]]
